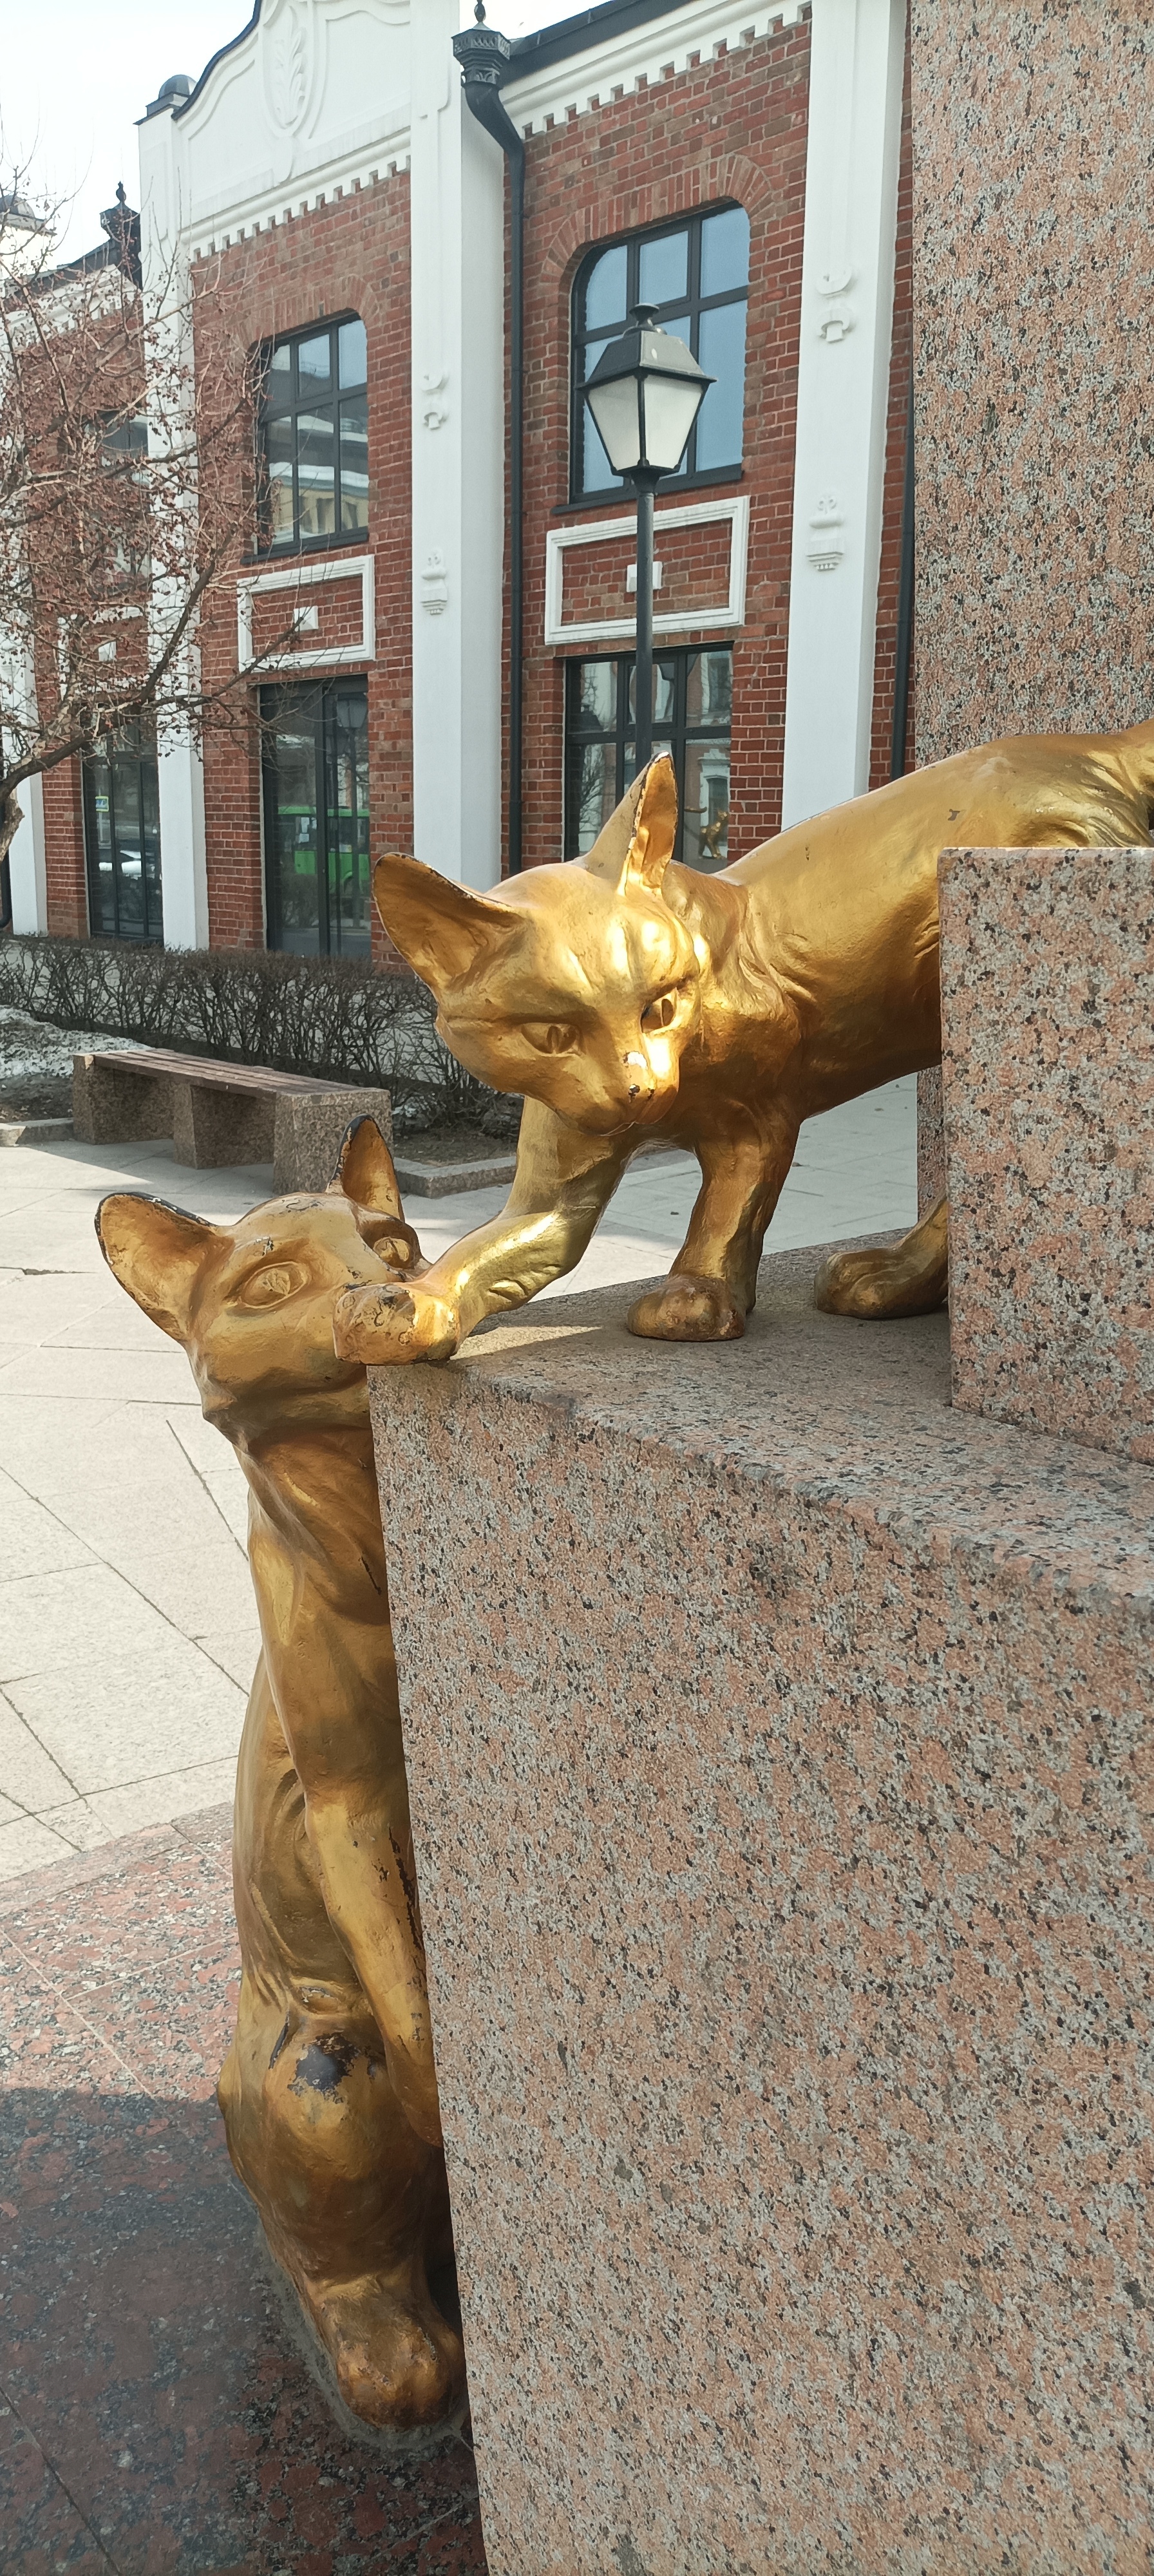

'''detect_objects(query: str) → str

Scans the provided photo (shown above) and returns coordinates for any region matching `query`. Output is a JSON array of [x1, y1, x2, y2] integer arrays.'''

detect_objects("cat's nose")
[[623, 1049, 653, 1103]]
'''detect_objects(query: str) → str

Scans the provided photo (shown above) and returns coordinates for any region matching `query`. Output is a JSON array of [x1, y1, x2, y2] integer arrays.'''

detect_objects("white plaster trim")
[[188, 149, 409, 263], [780, 0, 904, 828], [236, 551, 376, 672], [504, 2, 806, 137], [544, 495, 748, 646]]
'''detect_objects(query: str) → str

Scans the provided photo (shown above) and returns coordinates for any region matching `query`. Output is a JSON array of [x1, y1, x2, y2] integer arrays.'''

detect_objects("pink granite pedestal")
[[941, 844, 1154, 1463], [370, 1262, 1154, 2576]]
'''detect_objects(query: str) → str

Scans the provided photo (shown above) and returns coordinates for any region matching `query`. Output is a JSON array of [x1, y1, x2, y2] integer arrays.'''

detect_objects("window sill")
[[552, 469, 744, 520], [243, 530, 371, 567]]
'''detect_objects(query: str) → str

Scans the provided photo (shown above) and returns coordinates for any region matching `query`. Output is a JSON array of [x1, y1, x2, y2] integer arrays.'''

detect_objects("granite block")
[[273, 1085, 392, 1193], [171, 1076, 276, 1170], [910, 5, 1154, 1203], [72, 1054, 172, 1148], [369, 1252, 1154, 2575], [941, 844, 1154, 1462]]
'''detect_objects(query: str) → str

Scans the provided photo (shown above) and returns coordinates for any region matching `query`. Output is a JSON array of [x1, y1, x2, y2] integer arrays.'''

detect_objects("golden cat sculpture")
[[97, 1119, 465, 2434], [333, 723, 1154, 1365]]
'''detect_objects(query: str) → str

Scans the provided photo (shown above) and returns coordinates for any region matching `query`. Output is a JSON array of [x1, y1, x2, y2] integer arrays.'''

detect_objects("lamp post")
[[583, 307, 712, 772]]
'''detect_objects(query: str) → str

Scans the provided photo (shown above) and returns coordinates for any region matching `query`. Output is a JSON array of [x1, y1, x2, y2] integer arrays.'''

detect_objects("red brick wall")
[[516, 17, 811, 870], [43, 762, 88, 936], [191, 171, 411, 951], [869, 35, 914, 787]]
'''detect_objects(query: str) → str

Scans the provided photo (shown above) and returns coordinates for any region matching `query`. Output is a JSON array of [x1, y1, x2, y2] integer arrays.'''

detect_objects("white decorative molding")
[[260, 0, 319, 139], [419, 368, 449, 430], [236, 551, 375, 672], [419, 551, 449, 615], [806, 494, 845, 570], [780, 0, 905, 828], [544, 496, 749, 647], [503, 1, 808, 138]]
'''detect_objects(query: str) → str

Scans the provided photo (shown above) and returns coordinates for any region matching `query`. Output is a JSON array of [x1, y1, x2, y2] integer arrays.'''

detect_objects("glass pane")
[[266, 341, 292, 408], [338, 317, 367, 388], [88, 757, 115, 936], [582, 403, 622, 494], [700, 205, 750, 297], [297, 332, 332, 392], [327, 685, 370, 956], [695, 301, 746, 471], [269, 706, 321, 952], [575, 661, 616, 731], [265, 413, 296, 543], [297, 406, 336, 540], [682, 743, 731, 872], [657, 315, 692, 475], [625, 657, 677, 733], [685, 648, 733, 728], [638, 227, 688, 308], [583, 244, 627, 334], [111, 746, 144, 936], [571, 742, 618, 853], [140, 747, 163, 942], [339, 393, 369, 534]]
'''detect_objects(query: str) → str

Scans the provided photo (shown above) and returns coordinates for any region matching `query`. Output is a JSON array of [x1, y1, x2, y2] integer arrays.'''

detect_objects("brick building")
[[8, 0, 912, 952]]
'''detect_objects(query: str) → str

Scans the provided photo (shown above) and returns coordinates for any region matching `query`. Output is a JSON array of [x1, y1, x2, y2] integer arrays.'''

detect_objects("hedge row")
[[0, 936, 520, 1139]]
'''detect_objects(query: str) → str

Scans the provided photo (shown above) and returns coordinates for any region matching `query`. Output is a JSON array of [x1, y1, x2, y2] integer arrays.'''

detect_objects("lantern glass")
[[586, 372, 643, 475], [640, 367, 708, 475]]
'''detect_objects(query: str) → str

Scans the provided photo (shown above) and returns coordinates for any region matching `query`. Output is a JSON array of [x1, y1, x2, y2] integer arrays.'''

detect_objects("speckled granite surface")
[[909, 3, 1154, 1193], [942, 844, 1154, 1463], [0, 1808, 486, 2575], [371, 1251, 1154, 2575]]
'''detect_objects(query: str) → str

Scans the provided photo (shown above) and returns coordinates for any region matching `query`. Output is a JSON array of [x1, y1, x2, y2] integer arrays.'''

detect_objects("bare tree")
[[0, 173, 294, 882]]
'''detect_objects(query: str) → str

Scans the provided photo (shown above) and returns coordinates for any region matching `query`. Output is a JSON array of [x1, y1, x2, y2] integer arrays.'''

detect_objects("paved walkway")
[[0, 1078, 916, 1882]]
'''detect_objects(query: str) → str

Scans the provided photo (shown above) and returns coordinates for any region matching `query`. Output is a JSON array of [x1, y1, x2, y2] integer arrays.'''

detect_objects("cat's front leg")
[[627, 1116, 799, 1343]]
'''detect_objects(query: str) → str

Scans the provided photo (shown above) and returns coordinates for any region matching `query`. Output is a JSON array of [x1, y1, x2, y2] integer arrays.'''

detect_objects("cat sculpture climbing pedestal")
[[97, 1119, 464, 2435], [332, 722, 1154, 1367]]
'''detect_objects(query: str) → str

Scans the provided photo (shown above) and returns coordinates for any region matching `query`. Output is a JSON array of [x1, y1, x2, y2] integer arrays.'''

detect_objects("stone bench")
[[72, 1048, 391, 1194]]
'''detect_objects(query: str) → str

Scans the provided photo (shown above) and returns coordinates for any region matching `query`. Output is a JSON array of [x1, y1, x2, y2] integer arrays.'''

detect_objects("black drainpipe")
[[889, 361, 915, 781], [451, 15, 525, 874]]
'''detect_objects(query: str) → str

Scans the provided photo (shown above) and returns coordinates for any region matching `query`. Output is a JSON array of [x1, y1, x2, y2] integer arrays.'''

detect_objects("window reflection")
[[565, 648, 733, 872], [260, 316, 369, 552], [572, 207, 749, 500]]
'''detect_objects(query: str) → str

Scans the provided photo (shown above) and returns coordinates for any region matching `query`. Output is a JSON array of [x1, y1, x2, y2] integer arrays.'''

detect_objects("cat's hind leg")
[[813, 1194, 949, 1318]]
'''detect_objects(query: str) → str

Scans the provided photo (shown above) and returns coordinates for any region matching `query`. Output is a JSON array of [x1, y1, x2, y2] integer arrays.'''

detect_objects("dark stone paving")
[[0, 1811, 487, 2575]]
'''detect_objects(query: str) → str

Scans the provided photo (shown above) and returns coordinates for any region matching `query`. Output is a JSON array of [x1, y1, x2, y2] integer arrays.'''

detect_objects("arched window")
[[258, 314, 368, 553], [571, 205, 750, 503]]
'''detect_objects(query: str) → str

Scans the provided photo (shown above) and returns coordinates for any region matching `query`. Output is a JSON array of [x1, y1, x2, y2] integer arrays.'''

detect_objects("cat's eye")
[[236, 1262, 305, 1309], [641, 989, 680, 1034], [522, 1021, 577, 1056]]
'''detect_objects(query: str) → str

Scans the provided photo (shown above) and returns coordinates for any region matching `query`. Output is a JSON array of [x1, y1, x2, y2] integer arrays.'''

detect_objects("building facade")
[[8, 0, 913, 950]]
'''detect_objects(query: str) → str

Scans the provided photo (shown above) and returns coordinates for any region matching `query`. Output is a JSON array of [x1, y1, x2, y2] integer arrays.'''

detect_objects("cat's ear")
[[96, 1193, 219, 1344], [374, 851, 517, 995], [328, 1114, 403, 1218], [579, 754, 678, 898]]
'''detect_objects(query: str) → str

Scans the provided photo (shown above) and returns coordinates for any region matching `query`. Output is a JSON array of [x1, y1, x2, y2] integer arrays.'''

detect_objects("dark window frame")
[[82, 722, 164, 944], [570, 205, 749, 506], [563, 645, 732, 871], [260, 675, 372, 957], [256, 311, 368, 558]]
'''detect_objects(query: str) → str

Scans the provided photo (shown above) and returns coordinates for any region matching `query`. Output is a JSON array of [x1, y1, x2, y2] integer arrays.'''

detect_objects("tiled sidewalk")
[[0, 1804, 487, 2574]]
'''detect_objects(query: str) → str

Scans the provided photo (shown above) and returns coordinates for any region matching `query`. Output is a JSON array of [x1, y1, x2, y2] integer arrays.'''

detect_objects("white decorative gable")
[[170, 0, 411, 248]]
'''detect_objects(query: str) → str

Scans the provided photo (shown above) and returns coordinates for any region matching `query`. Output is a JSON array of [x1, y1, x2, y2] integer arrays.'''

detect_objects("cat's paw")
[[627, 1272, 746, 1341], [333, 1280, 460, 1365], [299, 2265, 466, 2430], [813, 1233, 948, 1320]]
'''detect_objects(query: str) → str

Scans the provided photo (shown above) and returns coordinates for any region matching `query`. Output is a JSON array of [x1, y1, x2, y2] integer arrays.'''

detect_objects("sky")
[[3, 0, 580, 261]]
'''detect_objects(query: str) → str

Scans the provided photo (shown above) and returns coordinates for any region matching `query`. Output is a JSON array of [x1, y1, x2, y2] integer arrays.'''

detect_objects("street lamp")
[[583, 306, 712, 771]]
